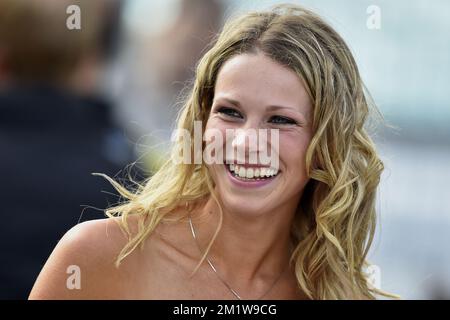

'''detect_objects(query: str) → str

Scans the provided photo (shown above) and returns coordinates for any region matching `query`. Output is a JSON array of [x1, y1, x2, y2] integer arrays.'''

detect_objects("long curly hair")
[[100, 4, 396, 299]]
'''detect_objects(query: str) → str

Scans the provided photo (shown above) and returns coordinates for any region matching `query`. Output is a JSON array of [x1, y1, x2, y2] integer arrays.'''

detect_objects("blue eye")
[[269, 116, 297, 125], [218, 107, 242, 118]]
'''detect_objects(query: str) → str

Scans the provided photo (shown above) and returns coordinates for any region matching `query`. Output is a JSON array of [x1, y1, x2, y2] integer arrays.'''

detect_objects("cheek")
[[204, 117, 228, 178], [204, 116, 217, 131], [205, 117, 229, 137], [205, 117, 244, 157], [279, 132, 312, 174]]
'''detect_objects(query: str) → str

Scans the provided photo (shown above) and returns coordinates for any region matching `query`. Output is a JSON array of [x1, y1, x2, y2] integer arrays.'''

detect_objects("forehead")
[[214, 53, 312, 115]]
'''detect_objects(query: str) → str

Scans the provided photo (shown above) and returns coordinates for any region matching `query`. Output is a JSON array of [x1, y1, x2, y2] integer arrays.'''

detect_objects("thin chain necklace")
[[188, 216, 288, 300]]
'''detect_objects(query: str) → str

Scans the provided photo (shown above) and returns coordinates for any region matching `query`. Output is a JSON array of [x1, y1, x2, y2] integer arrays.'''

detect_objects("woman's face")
[[205, 52, 313, 216]]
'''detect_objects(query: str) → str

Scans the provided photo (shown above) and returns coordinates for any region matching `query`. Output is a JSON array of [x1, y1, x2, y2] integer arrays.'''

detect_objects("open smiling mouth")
[[225, 163, 280, 182]]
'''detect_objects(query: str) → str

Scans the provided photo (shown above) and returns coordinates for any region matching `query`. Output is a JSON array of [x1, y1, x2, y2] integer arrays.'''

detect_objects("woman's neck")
[[189, 194, 300, 288]]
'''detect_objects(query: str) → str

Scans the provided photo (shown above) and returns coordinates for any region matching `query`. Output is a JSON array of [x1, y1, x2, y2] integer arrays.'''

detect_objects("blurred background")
[[0, 0, 448, 299]]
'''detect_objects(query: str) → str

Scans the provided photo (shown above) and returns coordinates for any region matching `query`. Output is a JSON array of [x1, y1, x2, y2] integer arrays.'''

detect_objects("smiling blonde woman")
[[30, 4, 395, 300]]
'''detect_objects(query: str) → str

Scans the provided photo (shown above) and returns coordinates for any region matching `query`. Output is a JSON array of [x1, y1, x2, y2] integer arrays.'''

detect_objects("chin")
[[219, 193, 276, 217]]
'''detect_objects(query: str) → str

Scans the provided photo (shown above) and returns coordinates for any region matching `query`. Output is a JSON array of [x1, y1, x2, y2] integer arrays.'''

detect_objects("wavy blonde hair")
[[100, 4, 396, 299]]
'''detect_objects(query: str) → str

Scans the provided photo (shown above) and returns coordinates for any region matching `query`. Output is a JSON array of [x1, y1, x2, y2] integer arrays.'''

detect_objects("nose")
[[230, 115, 263, 148], [230, 126, 275, 165], [226, 117, 279, 168], [231, 130, 247, 149]]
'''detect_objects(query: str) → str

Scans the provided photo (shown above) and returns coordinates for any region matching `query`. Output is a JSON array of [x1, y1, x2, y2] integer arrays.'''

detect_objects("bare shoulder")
[[29, 216, 145, 299]]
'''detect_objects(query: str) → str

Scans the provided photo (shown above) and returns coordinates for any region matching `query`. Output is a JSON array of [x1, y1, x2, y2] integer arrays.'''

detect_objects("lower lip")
[[225, 165, 279, 189]]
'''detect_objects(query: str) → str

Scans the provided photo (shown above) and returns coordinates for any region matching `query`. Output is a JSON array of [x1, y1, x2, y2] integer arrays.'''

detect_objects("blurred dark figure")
[[0, 0, 133, 299], [151, 0, 224, 96]]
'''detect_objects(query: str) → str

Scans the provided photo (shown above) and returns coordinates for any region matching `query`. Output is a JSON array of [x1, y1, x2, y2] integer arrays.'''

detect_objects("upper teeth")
[[228, 164, 279, 179]]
